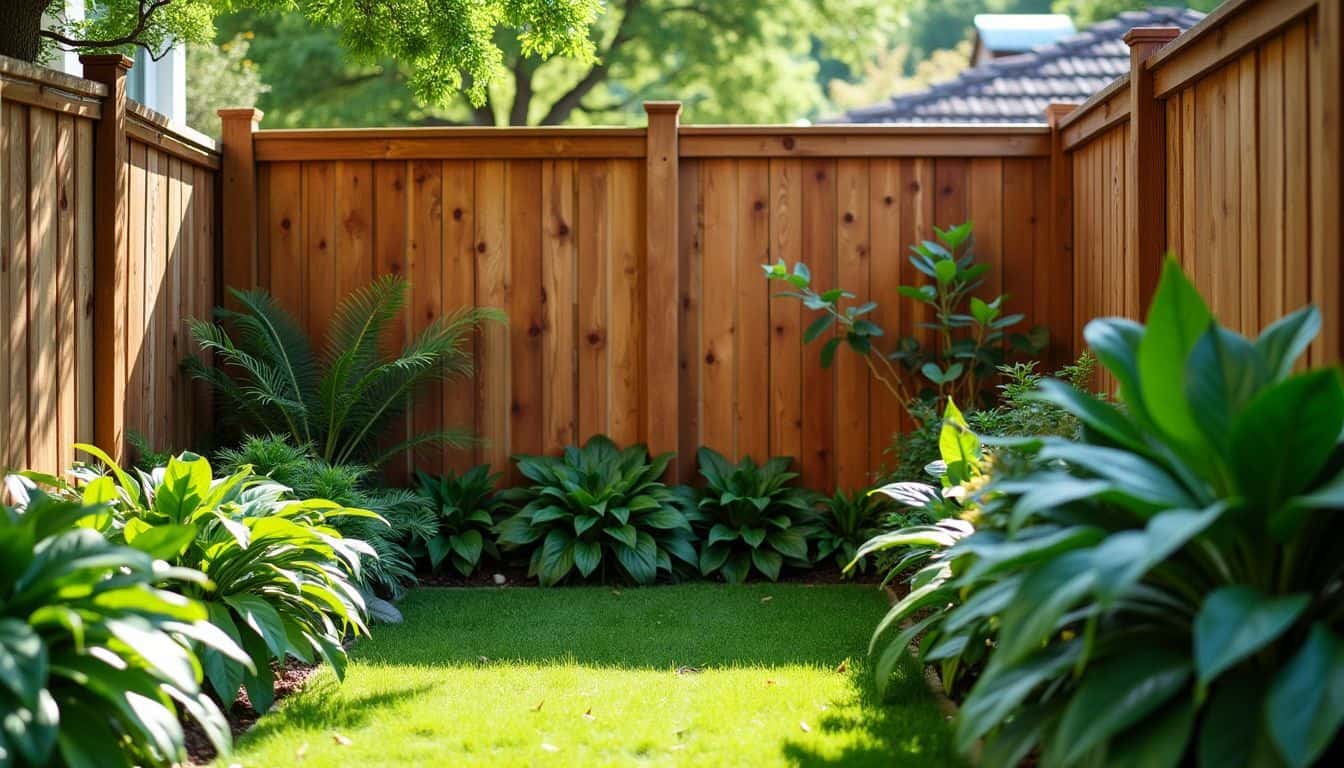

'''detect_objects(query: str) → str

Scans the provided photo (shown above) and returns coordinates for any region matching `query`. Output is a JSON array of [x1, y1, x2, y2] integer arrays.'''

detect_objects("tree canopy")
[[219, 0, 899, 127], [4, 0, 600, 109]]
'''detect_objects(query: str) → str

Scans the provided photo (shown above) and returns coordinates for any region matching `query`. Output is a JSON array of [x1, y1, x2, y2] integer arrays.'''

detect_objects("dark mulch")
[[185, 661, 320, 766]]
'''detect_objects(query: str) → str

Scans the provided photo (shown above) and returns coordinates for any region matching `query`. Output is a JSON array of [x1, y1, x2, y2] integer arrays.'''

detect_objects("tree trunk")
[[0, 0, 50, 62]]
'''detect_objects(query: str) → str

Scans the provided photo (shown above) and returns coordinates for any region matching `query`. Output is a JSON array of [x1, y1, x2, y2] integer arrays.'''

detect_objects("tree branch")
[[39, 0, 173, 53], [508, 58, 538, 126], [538, 0, 642, 126]]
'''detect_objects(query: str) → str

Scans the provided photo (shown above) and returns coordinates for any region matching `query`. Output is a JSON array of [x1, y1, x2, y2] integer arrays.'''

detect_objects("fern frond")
[[227, 287, 321, 443]]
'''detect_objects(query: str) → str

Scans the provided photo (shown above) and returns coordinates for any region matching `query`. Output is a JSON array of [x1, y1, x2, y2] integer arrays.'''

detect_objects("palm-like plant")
[[815, 489, 889, 573], [186, 275, 502, 466], [0, 489, 247, 766], [496, 436, 699, 586], [694, 448, 821, 583]]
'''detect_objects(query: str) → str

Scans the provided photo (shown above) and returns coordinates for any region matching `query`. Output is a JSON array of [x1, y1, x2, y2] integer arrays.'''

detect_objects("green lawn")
[[225, 584, 958, 767]]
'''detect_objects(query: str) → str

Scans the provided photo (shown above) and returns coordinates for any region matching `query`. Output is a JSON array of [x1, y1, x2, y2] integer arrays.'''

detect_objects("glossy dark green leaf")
[[1194, 586, 1308, 686], [803, 314, 836, 343], [1231, 369, 1344, 515], [1255, 305, 1321, 381], [1266, 623, 1344, 768], [1051, 648, 1191, 764]]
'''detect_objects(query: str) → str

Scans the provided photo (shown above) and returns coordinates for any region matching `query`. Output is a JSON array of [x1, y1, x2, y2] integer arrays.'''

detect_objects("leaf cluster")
[[0, 488, 242, 766], [495, 436, 699, 586], [859, 260, 1344, 767], [694, 448, 822, 583], [410, 465, 506, 577], [31, 445, 376, 715]]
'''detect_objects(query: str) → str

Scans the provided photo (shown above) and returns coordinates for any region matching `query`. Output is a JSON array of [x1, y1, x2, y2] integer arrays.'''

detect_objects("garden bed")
[[221, 585, 961, 767]]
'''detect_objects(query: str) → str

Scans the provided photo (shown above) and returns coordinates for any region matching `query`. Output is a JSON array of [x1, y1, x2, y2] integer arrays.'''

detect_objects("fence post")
[[82, 54, 133, 460], [217, 108, 263, 304], [1045, 102, 1077, 365], [1124, 27, 1180, 313], [643, 101, 681, 476]]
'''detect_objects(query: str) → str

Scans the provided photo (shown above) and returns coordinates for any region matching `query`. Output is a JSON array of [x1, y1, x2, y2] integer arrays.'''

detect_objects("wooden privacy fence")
[[220, 116, 1066, 490], [1056, 0, 1342, 373], [0, 55, 219, 477]]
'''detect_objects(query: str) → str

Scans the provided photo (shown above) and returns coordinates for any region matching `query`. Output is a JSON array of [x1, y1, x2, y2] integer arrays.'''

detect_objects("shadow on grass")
[[241, 678, 437, 742], [780, 660, 961, 767]]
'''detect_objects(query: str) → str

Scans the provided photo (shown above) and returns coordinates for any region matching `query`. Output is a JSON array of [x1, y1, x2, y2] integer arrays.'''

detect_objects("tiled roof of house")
[[839, 7, 1205, 124]]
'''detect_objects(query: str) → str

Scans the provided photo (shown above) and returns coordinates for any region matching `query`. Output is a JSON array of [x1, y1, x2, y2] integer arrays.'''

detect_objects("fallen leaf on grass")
[[296, 742, 309, 760], [611, 589, 622, 596], [799, 721, 812, 734], [764, 679, 776, 687], [675, 728, 690, 740], [477, 655, 490, 665], [835, 659, 848, 674], [583, 708, 595, 721], [760, 596, 773, 603], [541, 743, 560, 753], [675, 665, 701, 676], [532, 699, 545, 712], [332, 733, 352, 746]]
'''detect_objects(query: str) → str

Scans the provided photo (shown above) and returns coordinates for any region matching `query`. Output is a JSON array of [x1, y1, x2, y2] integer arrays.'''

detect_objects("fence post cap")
[[79, 54, 134, 73], [217, 107, 264, 124], [643, 101, 682, 115], [1123, 26, 1182, 47]]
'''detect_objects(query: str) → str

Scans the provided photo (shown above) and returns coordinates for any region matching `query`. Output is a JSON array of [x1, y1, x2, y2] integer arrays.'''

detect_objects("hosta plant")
[[32, 446, 377, 714], [411, 465, 505, 577], [186, 275, 501, 466], [694, 448, 821, 583], [815, 489, 889, 573], [0, 489, 247, 767], [495, 436, 699, 586]]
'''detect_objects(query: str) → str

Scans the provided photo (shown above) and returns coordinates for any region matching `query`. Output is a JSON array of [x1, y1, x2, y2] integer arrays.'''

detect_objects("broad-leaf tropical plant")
[[848, 397, 989, 693], [31, 446, 378, 714], [863, 260, 1344, 767], [186, 275, 503, 466], [496, 436, 699, 586], [0, 488, 248, 767], [410, 465, 505, 577], [694, 448, 821, 583]]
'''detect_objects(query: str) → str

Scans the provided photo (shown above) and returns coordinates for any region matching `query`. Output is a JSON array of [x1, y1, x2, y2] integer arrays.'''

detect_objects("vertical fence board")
[[508, 161, 544, 461], [474, 160, 510, 472], [735, 159, 771, 462], [441, 160, 479, 471], [576, 160, 610, 442], [29, 108, 58, 472], [607, 160, 643, 447], [540, 160, 576, 458], [767, 159, 803, 465], [409, 159, 445, 474], [800, 158, 836, 489], [835, 158, 870, 491], [700, 159, 737, 457]]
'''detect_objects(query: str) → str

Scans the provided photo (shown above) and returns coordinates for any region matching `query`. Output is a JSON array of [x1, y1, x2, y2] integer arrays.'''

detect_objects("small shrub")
[[186, 275, 501, 467], [0, 488, 245, 766], [815, 489, 889, 573], [694, 448, 821, 583], [496, 436, 699, 586], [39, 446, 375, 713], [410, 465, 505, 577]]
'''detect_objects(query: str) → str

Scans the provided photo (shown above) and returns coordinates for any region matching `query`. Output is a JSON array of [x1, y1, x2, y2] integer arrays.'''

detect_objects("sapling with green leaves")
[[764, 221, 1046, 423]]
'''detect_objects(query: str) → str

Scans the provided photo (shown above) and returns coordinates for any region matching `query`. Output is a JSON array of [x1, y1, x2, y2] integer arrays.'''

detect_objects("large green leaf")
[[995, 549, 1095, 665], [957, 641, 1081, 750], [222, 593, 290, 661], [1083, 317, 1149, 424], [1185, 324, 1266, 453], [1104, 697, 1196, 768], [1266, 623, 1344, 768], [1029, 379, 1148, 454], [1197, 671, 1273, 768], [1137, 259, 1213, 456], [537, 529, 576, 586], [1255, 305, 1321, 381], [1051, 647, 1191, 764], [1230, 369, 1344, 514], [122, 521, 196, 560], [751, 548, 783, 581], [572, 540, 603, 578], [1194, 586, 1309, 686]]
